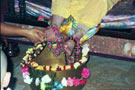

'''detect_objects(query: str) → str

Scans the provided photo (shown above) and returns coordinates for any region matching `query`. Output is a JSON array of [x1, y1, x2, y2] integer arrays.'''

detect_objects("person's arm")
[[51, 0, 71, 29], [44, 0, 71, 41], [51, 15, 64, 29], [1, 23, 46, 43]]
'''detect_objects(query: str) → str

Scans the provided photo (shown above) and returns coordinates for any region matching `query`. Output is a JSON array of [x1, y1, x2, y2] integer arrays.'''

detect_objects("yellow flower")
[[65, 65, 71, 70], [51, 68, 56, 71], [40, 47, 43, 50], [36, 66, 44, 70], [28, 55, 32, 60], [60, 26, 65, 32], [80, 36, 88, 44], [40, 82, 46, 90], [46, 66, 50, 71], [36, 44, 42, 49], [43, 43, 46, 46], [51, 64, 58, 71], [52, 44, 57, 49], [59, 65, 64, 70], [80, 57, 87, 63], [32, 62, 38, 67], [34, 54, 37, 57], [23, 54, 29, 61], [26, 48, 33, 54], [74, 62, 80, 69], [82, 52, 88, 57]]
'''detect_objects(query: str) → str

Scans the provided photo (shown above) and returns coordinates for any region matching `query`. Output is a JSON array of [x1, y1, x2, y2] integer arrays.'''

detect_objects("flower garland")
[[46, 26, 64, 56], [20, 42, 89, 71], [20, 15, 92, 90], [22, 64, 90, 90], [29, 55, 87, 71], [38, 15, 101, 45], [44, 25, 81, 65], [66, 37, 81, 64], [20, 42, 46, 67]]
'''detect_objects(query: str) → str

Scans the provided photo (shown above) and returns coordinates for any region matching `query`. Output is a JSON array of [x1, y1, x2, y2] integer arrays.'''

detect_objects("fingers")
[[45, 28, 56, 41], [73, 30, 83, 39], [35, 30, 46, 37], [36, 33, 45, 43], [64, 44, 72, 55], [63, 40, 75, 56], [35, 30, 47, 42]]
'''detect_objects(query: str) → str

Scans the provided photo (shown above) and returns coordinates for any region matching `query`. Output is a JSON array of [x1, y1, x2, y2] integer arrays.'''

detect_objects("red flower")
[[73, 78, 80, 86], [80, 79, 86, 85], [81, 68, 90, 78], [22, 65, 29, 73]]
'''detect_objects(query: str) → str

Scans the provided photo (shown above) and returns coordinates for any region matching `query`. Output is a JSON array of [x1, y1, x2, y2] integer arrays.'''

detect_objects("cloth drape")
[[52, 0, 119, 28]]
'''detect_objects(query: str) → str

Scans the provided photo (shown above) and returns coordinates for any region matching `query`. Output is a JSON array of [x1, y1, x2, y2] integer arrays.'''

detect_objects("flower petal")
[[61, 77, 67, 87], [41, 75, 52, 83]]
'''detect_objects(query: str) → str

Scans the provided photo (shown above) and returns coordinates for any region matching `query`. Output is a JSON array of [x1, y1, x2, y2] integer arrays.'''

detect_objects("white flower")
[[61, 77, 67, 87], [22, 72, 30, 78], [80, 57, 87, 63], [26, 48, 33, 54], [41, 75, 51, 83], [82, 44, 89, 48], [23, 54, 29, 61], [35, 77, 40, 86], [82, 46, 89, 56], [82, 47, 89, 53], [24, 75, 33, 84], [36, 44, 42, 49]]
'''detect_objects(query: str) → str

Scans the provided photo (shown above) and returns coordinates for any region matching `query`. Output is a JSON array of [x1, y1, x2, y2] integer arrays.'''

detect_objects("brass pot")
[[30, 44, 88, 90]]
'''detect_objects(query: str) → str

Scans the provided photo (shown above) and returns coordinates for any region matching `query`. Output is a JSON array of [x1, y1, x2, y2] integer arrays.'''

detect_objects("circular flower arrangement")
[[20, 42, 90, 90], [20, 17, 91, 90], [20, 42, 89, 71], [22, 65, 90, 90]]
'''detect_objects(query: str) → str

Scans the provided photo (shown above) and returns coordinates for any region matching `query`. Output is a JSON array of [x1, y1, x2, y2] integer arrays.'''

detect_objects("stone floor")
[[5, 44, 135, 90]]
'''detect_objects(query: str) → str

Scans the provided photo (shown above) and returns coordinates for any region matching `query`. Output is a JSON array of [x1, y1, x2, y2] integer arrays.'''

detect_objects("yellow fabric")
[[51, 0, 119, 28]]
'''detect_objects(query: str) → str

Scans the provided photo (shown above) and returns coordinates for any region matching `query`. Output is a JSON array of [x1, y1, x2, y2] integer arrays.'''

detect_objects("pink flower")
[[22, 65, 29, 73], [38, 16, 45, 21], [80, 79, 86, 85], [35, 78, 40, 86], [73, 78, 80, 86], [81, 68, 90, 78], [67, 77, 74, 87], [23, 72, 30, 78], [71, 58, 75, 63]]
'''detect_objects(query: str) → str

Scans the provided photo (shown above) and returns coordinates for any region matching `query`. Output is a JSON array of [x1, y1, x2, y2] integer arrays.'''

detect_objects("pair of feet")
[[44, 26, 83, 56]]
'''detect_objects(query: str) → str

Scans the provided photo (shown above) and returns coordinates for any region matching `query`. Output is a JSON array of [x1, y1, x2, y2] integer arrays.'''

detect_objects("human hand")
[[44, 26, 57, 42], [43, 14, 64, 42], [63, 30, 83, 55], [63, 40, 75, 56], [24, 29, 46, 43]]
